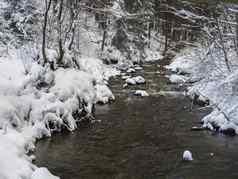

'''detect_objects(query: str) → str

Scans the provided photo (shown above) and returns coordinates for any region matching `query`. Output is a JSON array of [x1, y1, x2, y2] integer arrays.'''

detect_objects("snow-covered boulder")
[[127, 68, 136, 73], [95, 84, 115, 104], [168, 74, 188, 84], [183, 150, 193, 161], [126, 78, 137, 85], [126, 76, 146, 85], [134, 90, 149, 97]]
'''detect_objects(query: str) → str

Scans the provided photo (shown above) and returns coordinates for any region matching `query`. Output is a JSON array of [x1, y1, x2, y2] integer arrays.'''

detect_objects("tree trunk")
[[101, 30, 107, 51], [42, 0, 52, 66], [57, 0, 64, 66]]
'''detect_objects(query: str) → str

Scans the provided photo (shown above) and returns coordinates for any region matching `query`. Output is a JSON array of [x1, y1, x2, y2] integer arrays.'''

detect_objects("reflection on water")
[[35, 62, 238, 179]]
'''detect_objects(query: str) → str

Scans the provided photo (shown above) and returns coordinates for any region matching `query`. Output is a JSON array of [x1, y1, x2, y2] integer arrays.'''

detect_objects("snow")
[[134, 90, 149, 97], [145, 49, 164, 62], [126, 76, 146, 85], [183, 150, 193, 161], [0, 129, 35, 179], [32, 168, 59, 179], [167, 74, 188, 84], [95, 84, 115, 104], [165, 48, 201, 74], [134, 66, 143, 70], [127, 68, 136, 73], [121, 75, 131, 80], [126, 78, 137, 85]]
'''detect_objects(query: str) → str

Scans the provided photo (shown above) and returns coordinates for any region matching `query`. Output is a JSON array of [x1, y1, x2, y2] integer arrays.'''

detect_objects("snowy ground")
[[166, 45, 238, 135]]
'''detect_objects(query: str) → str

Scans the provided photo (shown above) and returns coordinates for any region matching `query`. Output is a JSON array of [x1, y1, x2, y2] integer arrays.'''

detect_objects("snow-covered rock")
[[127, 68, 136, 73], [183, 150, 193, 161], [95, 84, 115, 104], [126, 76, 146, 85], [126, 78, 137, 85], [168, 74, 188, 83], [145, 49, 163, 62], [134, 90, 149, 97], [134, 66, 143, 71], [167, 46, 238, 135]]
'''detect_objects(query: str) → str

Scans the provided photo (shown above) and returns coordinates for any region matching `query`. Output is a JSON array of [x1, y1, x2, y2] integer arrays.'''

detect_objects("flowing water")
[[35, 60, 238, 179]]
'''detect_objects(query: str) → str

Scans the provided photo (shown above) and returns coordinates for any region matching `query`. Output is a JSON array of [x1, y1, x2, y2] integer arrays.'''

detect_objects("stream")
[[35, 60, 238, 179]]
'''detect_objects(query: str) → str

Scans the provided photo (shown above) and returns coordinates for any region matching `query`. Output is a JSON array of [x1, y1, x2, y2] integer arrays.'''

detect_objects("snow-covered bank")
[[166, 46, 238, 135], [0, 48, 119, 179]]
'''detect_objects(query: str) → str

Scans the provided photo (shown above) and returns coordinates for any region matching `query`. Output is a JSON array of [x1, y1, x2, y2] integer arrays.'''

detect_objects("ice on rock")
[[183, 150, 193, 161]]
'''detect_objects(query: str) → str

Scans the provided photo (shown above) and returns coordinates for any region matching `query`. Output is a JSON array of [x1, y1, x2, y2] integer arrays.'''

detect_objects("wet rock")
[[221, 128, 236, 136], [110, 58, 118, 64], [193, 94, 209, 107]]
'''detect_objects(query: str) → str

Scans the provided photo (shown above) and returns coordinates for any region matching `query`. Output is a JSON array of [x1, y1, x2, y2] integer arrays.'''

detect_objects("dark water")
[[35, 61, 238, 179]]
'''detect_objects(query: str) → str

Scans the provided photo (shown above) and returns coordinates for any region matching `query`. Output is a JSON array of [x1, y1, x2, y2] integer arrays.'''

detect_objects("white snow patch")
[[134, 90, 149, 97], [126, 76, 146, 85], [183, 150, 193, 161], [145, 49, 163, 62], [168, 74, 188, 83], [127, 68, 136, 73], [32, 168, 59, 179]]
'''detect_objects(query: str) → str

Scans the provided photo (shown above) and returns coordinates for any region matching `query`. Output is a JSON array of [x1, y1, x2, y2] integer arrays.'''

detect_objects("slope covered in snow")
[[167, 45, 238, 135]]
